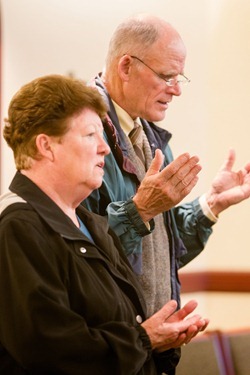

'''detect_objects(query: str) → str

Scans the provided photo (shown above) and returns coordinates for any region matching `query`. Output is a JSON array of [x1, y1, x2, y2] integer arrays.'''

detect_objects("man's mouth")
[[157, 100, 169, 109]]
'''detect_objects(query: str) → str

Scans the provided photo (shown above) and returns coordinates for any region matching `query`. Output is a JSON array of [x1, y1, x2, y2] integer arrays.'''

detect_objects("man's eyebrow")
[[159, 73, 174, 79]]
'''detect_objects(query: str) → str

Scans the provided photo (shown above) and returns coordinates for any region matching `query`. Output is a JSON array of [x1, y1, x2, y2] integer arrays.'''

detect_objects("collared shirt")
[[112, 99, 142, 136]]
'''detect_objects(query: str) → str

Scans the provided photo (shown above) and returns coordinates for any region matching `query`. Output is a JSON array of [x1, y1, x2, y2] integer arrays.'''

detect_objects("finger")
[[184, 324, 200, 343], [184, 318, 209, 343], [219, 148, 235, 172], [162, 313, 202, 340], [197, 318, 210, 332], [178, 174, 200, 195], [175, 165, 202, 193], [159, 153, 191, 180], [178, 314, 205, 334], [243, 162, 250, 174], [145, 149, 164, 177], [169, 156, 201, 188], [163, 323, 202, 350], [173, 318, 210, 348], [186, 318, 207, 335], [173, 300, 198, 321], [167, 332, 187, 349], [161, 156, 201, 191]]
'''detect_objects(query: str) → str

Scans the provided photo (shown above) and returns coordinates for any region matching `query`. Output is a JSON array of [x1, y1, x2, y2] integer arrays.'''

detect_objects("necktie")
[[129, 122, 146, 167]]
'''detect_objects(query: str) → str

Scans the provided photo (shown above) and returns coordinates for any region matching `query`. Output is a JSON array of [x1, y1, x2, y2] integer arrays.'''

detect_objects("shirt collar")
[[111, 99, 141, 136]]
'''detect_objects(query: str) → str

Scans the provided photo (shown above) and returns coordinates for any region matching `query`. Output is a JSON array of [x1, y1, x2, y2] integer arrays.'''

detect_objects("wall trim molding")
[[179, 271, 250, 293]]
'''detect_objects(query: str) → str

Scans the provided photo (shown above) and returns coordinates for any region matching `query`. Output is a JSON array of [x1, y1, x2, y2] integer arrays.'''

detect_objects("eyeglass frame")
[[129, 55, 190, 87]]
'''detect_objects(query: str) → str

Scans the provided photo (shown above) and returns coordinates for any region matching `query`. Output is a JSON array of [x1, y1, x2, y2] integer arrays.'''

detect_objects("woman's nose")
[[99, 136, 110, 155]]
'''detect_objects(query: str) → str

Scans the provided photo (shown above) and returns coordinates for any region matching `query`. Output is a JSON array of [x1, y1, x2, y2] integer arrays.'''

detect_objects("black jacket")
[[0, 172, 179, 374]]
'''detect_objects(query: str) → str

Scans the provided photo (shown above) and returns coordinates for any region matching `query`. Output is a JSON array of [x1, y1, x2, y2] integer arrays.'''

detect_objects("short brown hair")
[[3, 74, 107, 169]]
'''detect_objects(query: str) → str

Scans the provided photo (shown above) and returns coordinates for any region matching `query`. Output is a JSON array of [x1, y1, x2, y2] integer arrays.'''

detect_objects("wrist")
[[202, 194, 221, 221], [125, 197, 154, 235], [202, 193, 219, 219], [132, 195, 152, 223]]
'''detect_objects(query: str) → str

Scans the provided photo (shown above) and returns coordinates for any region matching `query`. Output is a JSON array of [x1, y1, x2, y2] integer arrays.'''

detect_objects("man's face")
[[123, 37, 187, 122]]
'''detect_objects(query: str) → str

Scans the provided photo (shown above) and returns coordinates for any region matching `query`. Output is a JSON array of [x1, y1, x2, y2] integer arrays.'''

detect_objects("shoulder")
[[0, 191, 27, 216]]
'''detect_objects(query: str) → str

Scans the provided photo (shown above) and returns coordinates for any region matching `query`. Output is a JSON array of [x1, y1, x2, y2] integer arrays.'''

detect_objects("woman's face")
[[53, 108, 110, 199]]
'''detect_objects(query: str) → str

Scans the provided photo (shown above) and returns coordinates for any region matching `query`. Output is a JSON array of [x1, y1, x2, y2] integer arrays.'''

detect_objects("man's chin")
[[148, 113, 167, 123]]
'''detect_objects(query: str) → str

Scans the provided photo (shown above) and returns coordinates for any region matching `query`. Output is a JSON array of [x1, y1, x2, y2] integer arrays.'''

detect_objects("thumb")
[[219, 148, 235, 172], [152, 300, 178, 322], [146, 149, 164, 177]]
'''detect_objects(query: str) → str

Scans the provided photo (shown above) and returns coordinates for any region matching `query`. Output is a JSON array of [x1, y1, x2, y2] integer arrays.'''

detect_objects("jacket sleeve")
[[107, 198, 154, 252], [0, 216, 153, 375], [173, 198, 215, 267], [108, 195, 214, 270]]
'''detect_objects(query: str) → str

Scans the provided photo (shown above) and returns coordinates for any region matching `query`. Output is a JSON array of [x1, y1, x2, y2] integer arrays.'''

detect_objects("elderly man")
[[85, 14, 250, 317]]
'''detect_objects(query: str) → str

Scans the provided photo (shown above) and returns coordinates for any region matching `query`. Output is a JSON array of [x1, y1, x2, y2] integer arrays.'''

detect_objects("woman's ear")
[[35, 134, 55, 161], [117, 54, 133, 82]]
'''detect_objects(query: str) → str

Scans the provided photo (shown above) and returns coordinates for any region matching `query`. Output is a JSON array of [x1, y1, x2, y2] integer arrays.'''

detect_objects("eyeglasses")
[[130, 55, 190, 87]]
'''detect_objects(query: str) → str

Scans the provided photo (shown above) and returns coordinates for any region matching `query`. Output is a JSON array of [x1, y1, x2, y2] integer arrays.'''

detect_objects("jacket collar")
[[7, 172, 109, 241]]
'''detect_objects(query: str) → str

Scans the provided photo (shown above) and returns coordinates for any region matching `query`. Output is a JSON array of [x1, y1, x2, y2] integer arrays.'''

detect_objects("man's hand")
[[141, 300, 209, 352], [133, 149, 202, 222], [206, 149, 250, 216]]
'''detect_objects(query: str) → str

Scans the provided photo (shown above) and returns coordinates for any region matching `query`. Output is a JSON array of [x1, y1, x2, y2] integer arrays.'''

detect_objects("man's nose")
[[166, 83, 182, 97]]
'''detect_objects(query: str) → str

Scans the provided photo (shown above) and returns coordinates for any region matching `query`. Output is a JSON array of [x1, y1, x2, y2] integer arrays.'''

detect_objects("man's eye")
[[160, 74, 173, 81]]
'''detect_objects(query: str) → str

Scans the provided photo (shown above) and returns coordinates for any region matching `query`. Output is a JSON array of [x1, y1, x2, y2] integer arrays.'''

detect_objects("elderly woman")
[[0, 75, 208, 375]]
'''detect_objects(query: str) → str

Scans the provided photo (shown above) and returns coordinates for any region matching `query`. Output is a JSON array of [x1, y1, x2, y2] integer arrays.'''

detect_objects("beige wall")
[[1, 0, 250, 329]]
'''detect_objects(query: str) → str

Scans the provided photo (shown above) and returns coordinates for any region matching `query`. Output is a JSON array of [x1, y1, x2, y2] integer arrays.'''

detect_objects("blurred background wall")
[[1, 0, 250, 329]]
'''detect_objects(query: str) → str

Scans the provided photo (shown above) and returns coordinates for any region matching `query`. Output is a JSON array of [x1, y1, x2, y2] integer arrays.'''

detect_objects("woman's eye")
[[83, 132, 95, 138]]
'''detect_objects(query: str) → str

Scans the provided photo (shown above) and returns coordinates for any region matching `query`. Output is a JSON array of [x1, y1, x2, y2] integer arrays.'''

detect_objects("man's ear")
[[35, 134, 55, 161], [117, 54, 133, 82]]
